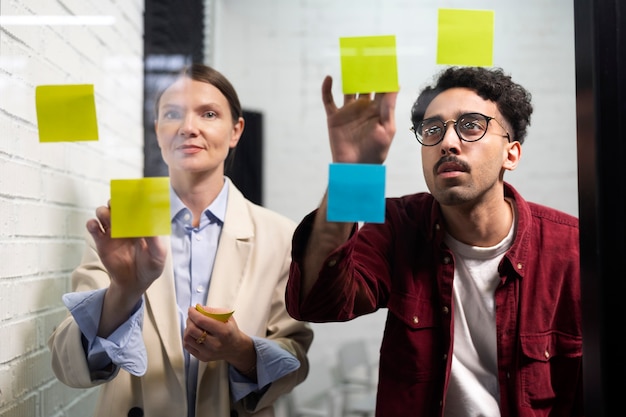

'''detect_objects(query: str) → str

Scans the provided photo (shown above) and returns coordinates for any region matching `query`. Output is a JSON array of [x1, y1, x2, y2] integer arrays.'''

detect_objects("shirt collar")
[[169, 178, 229, 223], [209, 180, 228, 223]]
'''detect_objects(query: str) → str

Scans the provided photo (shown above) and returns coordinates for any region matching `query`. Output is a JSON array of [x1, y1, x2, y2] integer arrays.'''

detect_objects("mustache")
[[434, 155, 470, 172]]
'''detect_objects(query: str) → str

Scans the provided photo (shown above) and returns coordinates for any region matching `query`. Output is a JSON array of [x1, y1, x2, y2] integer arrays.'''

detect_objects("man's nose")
[[439, 122, 461, 153]]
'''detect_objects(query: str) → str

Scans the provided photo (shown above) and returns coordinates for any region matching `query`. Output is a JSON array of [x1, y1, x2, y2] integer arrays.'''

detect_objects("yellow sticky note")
[[436, 9, 494, 67], [110, 177, 171, 238], [35, 84, 99, 142], [339, 35, 399, 94]]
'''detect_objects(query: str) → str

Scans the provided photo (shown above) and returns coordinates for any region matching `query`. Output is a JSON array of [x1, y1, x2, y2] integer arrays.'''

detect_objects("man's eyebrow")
[[423, 110, 474, 120]]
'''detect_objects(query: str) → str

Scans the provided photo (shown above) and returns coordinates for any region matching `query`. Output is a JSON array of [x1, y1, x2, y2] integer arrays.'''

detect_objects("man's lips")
[[435, 157, 469, 175]]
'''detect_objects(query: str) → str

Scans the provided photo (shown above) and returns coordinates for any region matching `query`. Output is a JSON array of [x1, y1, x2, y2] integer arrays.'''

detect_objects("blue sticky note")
[[327, 163, 386, 223]]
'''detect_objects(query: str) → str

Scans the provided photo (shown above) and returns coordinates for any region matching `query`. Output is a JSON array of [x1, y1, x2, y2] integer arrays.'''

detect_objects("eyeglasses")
[[410, 112, 511, 146]]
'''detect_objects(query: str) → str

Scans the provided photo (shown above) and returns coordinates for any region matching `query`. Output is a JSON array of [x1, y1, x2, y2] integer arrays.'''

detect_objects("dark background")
[[143, 0, 263, 205], [574, 0, 626, 415]]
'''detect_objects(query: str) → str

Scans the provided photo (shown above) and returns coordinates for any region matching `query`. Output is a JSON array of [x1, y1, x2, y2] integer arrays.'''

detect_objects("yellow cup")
[[195, 304, 234, 323]]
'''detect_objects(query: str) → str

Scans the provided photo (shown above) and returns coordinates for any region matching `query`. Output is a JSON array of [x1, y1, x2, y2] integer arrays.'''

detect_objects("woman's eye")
[[163, 110, 181, 120]]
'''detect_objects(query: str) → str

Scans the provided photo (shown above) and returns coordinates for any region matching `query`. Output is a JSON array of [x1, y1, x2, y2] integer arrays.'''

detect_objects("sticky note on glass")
[[436, 9, 495, 67], [327, 163, 385, 223], [339, 35, 399, 94], [110, 177, 171, 238], [35, 84, 99, 142]]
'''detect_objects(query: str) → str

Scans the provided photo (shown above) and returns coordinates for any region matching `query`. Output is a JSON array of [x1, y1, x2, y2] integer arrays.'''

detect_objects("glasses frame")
[[410, 112, 511, 146]]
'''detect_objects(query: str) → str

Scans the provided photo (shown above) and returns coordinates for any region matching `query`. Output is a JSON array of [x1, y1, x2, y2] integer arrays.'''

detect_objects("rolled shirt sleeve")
[[62, 288, 147, 376], [229, 336, 300, 402]]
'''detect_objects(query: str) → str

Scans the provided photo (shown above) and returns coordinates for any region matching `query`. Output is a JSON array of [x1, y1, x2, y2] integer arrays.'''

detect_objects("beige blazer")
[[48, 180, 313, 417]]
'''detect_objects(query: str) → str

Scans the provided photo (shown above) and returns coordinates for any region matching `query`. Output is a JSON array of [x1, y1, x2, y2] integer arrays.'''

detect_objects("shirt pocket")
[[381, 291, 443, 380], [387, 290, 437, 329], [519, 332, 582, 407]]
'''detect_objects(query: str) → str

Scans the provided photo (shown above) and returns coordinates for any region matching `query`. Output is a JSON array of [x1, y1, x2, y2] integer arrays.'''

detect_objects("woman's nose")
[[179, 114, 199, 136]]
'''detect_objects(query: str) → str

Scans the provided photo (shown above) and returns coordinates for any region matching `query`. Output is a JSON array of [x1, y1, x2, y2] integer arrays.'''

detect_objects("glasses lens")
[[418, 118, 444, 145], [457, 113, 489, 142]]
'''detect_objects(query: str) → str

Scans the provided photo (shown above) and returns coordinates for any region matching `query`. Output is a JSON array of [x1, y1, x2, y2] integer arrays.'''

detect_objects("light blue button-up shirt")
[[63, 179, 299, 416]]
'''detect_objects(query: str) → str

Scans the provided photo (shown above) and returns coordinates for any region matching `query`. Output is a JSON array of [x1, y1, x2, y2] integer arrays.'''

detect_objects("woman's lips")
[[178, 144, 203, 154]]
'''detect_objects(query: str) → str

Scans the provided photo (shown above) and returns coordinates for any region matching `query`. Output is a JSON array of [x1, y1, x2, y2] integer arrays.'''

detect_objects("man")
[[285, 66, 582, 416]]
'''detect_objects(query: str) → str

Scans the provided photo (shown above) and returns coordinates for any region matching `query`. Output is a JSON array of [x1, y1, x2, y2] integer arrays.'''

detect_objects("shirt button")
[[544, 350, 550, 359], [328, 259, 337, 267], [195, 235, 202, 241], [196, 286, 205, 293], [412, 316, 419, 324], [184, 213, 191, 221], [442, 256, 451, 264], [442, 306, 449, 314], [517, 262, 523, 270]]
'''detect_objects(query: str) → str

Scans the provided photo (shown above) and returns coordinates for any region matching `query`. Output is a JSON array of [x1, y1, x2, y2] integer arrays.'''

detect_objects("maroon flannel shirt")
[[286, 182, 582, 417]]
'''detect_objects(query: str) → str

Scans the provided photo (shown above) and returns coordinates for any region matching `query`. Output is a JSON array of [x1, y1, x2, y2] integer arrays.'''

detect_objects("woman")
[[48, 63, 313, 417]]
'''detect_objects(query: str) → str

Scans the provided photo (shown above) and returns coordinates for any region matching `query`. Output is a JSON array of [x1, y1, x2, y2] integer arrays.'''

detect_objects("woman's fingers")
[[144, 235, 168, 262], [86, 218, 106, 235], [86, 205, 111, 237], [94, 205, 112, 231]]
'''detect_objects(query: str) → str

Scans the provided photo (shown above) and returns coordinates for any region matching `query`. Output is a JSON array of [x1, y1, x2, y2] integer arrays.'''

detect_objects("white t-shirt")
[[442, 207, 516, 417]]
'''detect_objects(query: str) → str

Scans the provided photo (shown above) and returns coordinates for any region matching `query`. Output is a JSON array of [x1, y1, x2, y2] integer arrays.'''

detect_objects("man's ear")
[[503, 141, 521, 171]]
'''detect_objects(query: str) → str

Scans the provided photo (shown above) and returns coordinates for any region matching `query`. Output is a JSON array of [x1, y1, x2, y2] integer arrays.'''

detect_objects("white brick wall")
[[0, 0, 144, 416]]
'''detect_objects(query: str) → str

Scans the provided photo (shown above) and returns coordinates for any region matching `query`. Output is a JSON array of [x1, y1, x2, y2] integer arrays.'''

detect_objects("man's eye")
[[460, 120, 484, 131], [423, 126, 441, 136], [203, 111, 217, 118]]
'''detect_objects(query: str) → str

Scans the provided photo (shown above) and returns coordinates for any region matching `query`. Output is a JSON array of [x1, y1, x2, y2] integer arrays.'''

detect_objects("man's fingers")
[[380, 91, 399, 127], [321, 75, 338, 115]]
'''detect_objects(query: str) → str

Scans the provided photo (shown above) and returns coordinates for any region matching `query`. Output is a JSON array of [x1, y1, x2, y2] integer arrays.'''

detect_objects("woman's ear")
[[230, 117, 245, 148]]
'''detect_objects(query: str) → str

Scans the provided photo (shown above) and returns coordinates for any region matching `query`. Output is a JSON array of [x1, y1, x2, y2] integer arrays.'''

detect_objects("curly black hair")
[[410, 67, 533, 144]]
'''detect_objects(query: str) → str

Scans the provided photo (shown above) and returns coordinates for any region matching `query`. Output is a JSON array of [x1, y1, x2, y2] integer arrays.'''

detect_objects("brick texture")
[[0, 1, 143, 416]]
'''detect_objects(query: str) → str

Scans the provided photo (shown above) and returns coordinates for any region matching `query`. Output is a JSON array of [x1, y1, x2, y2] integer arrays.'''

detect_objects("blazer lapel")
[[144, 239, 186, 388], [205, 181, 253, 311], [199, 181, 254, 380]]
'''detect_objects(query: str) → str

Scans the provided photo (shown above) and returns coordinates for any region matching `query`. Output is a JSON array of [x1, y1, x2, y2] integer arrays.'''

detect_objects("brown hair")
[[154, 63, 243, 123], [154, 63, 244, 168]]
